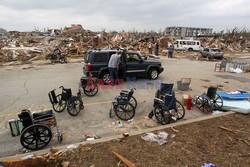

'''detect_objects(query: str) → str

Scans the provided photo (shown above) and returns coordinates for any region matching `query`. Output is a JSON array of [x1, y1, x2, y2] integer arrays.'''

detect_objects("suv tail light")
[[87, 63, 92, 71]]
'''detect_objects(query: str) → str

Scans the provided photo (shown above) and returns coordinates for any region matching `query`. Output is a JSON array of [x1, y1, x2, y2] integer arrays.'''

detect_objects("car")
[[200, 48, 224, 60], [83, 50, 164, 84]]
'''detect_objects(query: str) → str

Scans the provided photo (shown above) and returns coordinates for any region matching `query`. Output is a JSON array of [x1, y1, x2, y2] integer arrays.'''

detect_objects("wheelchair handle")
[[59, 86, 64, 89]]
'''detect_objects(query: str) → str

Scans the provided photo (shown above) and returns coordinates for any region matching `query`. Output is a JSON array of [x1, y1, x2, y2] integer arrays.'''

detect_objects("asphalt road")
[[0, 58, 249, 158]]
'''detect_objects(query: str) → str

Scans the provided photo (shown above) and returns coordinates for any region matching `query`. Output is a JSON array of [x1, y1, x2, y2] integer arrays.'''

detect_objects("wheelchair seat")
[[33, 110, 54, 120]]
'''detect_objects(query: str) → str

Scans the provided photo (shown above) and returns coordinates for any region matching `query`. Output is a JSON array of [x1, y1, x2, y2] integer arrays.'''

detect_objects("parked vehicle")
[[200, 48, 224, 59], [83, 50, 164, 84], [173, 39, 201, 51]]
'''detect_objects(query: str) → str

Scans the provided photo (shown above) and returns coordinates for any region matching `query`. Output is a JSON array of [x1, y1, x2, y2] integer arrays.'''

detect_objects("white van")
[[173, 39, 201, 51]]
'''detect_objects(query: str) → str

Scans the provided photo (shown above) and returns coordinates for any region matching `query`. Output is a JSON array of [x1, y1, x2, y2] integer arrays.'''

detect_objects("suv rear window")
[[93, 53, 108, 62]]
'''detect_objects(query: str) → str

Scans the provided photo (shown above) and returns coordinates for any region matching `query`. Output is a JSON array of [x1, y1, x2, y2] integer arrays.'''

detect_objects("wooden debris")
[[112, 151, 135, 167], [61, 161, 70, 167], [219, 126, 247, 134], [171, 127, 179, 133]]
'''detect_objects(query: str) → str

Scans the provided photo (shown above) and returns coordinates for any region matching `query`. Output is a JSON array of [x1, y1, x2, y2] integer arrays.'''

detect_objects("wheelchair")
[[109, 88, 137, 121], [79, 77, 98, 97], [48, 86, 84, 116], [195, 86, 223, 113], [9, 109, 62, 151], [149, 83, 185, 125]]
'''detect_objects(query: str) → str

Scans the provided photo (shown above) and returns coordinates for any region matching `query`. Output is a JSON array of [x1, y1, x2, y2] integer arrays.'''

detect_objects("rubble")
[[0, 26, 250, 64]]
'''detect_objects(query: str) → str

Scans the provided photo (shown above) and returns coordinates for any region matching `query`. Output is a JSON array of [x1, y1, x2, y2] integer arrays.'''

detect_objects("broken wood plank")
[[112, 151, 135, 167], [219, 126, 238, 134]]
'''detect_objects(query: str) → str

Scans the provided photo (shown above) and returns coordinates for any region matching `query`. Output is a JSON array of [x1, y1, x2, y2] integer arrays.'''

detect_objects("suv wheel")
[[188, 48, 193, 51], [101, 71, 111, 84], [148, 68, 159, 80]]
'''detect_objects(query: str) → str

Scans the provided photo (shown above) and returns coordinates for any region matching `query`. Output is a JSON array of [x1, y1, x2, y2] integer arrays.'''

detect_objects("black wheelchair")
[[195, 86, 223, 113], [109, 88, 137, 121], [9, 109, 62, 151], [149, 83, 185, 125], [48, 86, 84, 116], [79, 77, 98, 97]]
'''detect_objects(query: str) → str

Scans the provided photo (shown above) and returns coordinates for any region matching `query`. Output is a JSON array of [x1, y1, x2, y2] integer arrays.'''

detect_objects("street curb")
[[0, 111, 234, 161]]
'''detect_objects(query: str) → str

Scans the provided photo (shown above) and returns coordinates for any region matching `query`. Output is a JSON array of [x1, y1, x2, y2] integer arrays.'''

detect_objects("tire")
[[175, 100, 185, 120], [129, 96, 137, 109], [115, 101, 135, 121], [100, 71, 111, 85], [154, 104, 171, 125], [211, 94, 223, 110], [148, 68, 159, 80], [20, 124, 52, 151], [188, 48, 193, 51], [52, 94, 66, 113], [67, 97, 84, 116], [195, 96, 212, 113], [83, 82, 98, 97]]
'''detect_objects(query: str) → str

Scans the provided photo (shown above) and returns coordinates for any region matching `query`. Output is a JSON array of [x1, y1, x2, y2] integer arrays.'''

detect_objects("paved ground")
[[0, 57, 249, 158]]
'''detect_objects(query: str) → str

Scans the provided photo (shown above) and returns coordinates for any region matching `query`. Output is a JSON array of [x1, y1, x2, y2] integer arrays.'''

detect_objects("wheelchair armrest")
[[121, 90, 129, 93]]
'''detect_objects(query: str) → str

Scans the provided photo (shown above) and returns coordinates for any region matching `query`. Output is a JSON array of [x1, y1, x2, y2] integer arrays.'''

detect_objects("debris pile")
[[1, 26, 250, 64]]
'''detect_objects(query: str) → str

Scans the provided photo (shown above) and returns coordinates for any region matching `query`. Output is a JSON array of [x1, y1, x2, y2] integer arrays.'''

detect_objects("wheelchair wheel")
[[52, 94, 66, 113], [67, 97, 84, 116], [20, 124, 52, 151], [83, 82, 98, 97], [115, 101, 135, 121], [211, 94, 223, 110], [129, 96, 137, 109], [175, 100, 185, 120], [154, 104, 171, 125], [195, 96, 212, 113]]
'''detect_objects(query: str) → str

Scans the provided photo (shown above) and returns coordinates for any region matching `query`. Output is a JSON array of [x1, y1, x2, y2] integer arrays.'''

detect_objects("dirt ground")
[[3, 113, 250, 167]]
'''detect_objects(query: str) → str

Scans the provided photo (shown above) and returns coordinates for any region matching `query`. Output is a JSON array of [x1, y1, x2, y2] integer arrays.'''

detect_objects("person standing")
[[148, 42, 152, 54], [108, 50, 121, 85], [155, 43, 159, 56], [168, 43, 174, 58]]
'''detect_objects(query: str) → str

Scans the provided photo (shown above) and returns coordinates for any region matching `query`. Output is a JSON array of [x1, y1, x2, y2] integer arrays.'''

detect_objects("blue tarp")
[[217, 91, 250, 100]]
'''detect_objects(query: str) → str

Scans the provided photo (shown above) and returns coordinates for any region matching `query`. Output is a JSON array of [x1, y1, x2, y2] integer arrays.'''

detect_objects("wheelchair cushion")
[[62, 88, 72, 101], [18, 110, 33, 129], [33, 110, 53, 120]]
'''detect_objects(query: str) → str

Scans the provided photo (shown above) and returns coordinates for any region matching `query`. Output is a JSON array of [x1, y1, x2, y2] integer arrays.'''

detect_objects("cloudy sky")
[[0, 0, 250, 32]]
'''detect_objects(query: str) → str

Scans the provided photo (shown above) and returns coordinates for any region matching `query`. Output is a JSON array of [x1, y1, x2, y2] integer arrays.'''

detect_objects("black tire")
[[67, 97, 84, 116], [52, 94, 66, 113], [129, 96, 137, 109], [148, 68, 159, 80], [58, 133, 63, 143], [100, 71, 111, 85], [115, 101, 135, 121], [83, 82, 98, 97], [211, 94, 223, 110], [188, 48, 193, 51], [195, 96, 212, 113], [154, 104, 171, 125], [20, 124, 52, 151], [175, 100, 185, 120]]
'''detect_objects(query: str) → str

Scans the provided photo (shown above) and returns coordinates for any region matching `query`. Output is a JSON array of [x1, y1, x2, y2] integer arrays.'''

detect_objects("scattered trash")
[[127, 119, 134, 123], [202, 163, 215, 167], [118, 121, 123, 128], [86, 138, 95, 141], [123, 132, 129, 138], [66, 144, 79, 150], [22, 154, 34, 159], [229, 67, 243, 73], [141, 131, 175, 145]]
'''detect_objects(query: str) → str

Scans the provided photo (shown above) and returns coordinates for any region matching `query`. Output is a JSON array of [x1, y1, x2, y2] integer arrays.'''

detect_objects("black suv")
[[83, 50, 164, 83]]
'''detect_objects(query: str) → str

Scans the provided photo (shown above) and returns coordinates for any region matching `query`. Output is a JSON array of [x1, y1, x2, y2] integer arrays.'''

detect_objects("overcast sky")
[[0, 0, 250, 32]]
